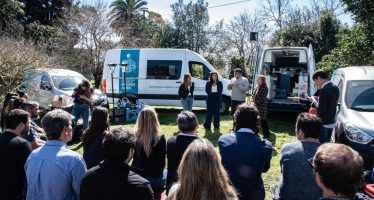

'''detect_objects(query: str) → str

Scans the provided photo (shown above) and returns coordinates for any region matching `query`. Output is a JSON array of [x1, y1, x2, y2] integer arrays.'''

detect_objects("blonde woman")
[[178, 73, 194, 111], [252, 75, 270, 138], [167, 139, 238, 200], [131, 106, 166, 200]]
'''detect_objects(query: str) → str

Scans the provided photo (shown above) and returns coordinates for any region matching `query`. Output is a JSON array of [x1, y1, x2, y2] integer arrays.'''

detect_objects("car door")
[[37, 74, 54, 108], [188, 61, 211, 107]]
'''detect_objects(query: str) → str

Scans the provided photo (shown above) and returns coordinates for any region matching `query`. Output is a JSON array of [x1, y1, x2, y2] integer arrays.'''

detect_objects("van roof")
[[31, 68, 84, 77], [263, 47, 308, 50], [338, 66, 374, 80]]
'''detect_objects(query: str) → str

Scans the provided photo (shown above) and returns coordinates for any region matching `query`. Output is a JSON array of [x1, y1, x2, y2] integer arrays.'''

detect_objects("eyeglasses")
[[308, 158, 315, 169]]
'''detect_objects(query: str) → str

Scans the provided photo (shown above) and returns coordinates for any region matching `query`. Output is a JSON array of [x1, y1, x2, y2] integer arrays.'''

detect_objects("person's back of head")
[[4, 109, 30, 131], [177, 111, 199, 134], [312, 70, 328, 81], [103, 127, 136, 163], [82, 107, 109, 145], [135, 106, 161, 157], [41, 109, 72, 141], [234, 103, 258, 132], [172, 139, 237, 200], [296, 113, 322, 139], [21, 101, 39, 113], [312, 143, 364, 197]]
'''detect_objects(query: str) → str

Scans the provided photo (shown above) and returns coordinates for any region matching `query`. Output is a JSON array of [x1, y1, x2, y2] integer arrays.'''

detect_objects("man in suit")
[[166, 111, 199, 194], [308, 70, 339, 143], [218, 104, 273, 200]]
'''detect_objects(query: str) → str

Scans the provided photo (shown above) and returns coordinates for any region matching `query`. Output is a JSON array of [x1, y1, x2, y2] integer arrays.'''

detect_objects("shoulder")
[[168, 183, 181, 197], [218, 133, 236, 145], [128, 170, 152, 188], [281, 141, 301, 155], [167, 136, 177, 145]]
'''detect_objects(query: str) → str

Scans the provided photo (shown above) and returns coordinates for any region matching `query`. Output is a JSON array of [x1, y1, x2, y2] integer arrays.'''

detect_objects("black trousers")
[[260, 119, 270, 137], [230, 100, 245, 116]]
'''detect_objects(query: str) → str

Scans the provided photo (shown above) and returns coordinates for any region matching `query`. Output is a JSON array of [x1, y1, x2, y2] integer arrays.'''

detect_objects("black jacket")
[[178, 83, 194, 99], [80, 159, 154, 200], [166, 134, 198, 193], [205, 81, 223, 109], [313, 82, 340, 125], [0, 131, 32, 200], [132, 135, 166, 178]]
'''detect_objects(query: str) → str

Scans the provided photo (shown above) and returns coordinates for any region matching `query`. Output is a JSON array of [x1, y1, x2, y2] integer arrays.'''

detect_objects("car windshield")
[[52, 76, 84, 91], [346, 80, 374, 111]]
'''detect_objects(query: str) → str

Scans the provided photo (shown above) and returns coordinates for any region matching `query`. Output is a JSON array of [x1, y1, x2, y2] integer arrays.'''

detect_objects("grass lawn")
[[70, 107, 299, 200]]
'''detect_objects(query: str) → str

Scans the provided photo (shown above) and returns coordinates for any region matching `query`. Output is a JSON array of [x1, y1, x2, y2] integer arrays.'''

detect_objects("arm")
[[316, 89, 329, 116], [205, 82, 211, 94], [227, 79, 233, 90], [238, 78, 250, 92], [256, 86, 268, 105], [218, 81, 223, 94], [155, 136, 166, 175]]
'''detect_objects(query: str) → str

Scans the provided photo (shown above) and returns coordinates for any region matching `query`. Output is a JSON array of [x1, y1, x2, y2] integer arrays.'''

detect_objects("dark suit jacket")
[[80, 159, 154, 200], [166, 134, 198, 193], [205, 81, 223, 110], [218, 130, 273, 200], [313, 82, 340, 125]]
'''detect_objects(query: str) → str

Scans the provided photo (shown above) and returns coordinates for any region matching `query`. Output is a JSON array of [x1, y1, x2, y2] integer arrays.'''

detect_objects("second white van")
[[102, 49, 232, 113]]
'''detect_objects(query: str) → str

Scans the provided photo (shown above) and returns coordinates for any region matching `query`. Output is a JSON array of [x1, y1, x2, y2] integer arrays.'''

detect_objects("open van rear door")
[[308, 44, 316, 96]]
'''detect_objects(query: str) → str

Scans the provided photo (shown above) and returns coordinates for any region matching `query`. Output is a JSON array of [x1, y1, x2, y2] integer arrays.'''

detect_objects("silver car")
[[331, 66, 374, 170]]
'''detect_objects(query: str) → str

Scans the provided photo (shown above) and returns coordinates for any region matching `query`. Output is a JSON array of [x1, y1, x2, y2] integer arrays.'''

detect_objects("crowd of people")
[[0, 69, 372, 200]]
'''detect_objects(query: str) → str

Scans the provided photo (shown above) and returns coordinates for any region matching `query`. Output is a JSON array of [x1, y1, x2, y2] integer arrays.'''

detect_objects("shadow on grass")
[[203, 128, 223, 147]]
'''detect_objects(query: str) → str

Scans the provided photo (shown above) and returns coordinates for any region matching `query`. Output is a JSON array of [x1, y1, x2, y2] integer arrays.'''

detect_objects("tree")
[[228, 56, 246, 79], [21, 0, 73, 26], [170, 0, 209, 52], [61, 1, 117, 88], [0, 0, 24, 36], [109, 0, 148, 46], [0, 36, 51, 103], [261, 0, 292, 30]]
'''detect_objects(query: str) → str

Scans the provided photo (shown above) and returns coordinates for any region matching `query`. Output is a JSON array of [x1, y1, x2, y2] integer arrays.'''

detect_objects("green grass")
[[70, 107, 298, 200]]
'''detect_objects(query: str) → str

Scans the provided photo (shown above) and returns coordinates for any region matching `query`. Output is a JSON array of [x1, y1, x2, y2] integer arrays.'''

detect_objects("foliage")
[[0, 0, 24, 36], [25, 22, 63, 49], [229, 56, 247, 79], [170, 0, 209, 52], [21, 0, 73, 26], [317, 24, 374, 74], [0, 36, 51, 103]]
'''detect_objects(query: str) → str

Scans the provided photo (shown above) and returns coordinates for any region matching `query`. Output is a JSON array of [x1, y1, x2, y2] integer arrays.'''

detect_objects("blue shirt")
[[25, 140, 87, 200]]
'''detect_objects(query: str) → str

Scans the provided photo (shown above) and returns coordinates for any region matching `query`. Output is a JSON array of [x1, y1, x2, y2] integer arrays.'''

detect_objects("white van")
[[102, 49, 231, 113], [22, 68, 108, 111], [252, 45, 316, 112]]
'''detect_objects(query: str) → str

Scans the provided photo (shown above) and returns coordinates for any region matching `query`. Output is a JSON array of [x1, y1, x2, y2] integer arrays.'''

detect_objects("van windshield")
[[346, 80, 374, 111], [52, 76, 84, 91]]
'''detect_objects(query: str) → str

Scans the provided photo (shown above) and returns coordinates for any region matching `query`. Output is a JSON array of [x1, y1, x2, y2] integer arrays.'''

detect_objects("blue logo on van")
[[120, 49, 139, 95]]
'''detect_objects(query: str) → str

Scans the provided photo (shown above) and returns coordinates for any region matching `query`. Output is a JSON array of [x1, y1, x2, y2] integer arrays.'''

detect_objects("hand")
[[308, 96, 316, 102], [79, 95, 85, 99]]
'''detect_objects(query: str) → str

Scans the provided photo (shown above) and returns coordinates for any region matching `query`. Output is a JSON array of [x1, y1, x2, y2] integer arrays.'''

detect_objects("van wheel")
[[220, 98, 230, 115]]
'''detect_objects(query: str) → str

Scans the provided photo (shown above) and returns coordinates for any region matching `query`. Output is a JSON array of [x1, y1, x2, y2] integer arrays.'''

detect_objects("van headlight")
[[343, 123, 373, 144]]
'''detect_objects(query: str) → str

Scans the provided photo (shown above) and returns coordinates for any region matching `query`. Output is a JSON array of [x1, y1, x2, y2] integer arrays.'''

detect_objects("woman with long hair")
[[204, 72, 223, 130], [252, 75, 270, 138], [131, 106, 166, 200], [82, 107, 109, 169], [167, 139, 238, 200], [71, 79, 93, 131], [178, 73, 194, 111]]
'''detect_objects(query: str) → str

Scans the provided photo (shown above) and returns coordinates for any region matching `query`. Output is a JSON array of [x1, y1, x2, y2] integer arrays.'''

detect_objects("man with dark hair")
[[80, 127, 154, 200], [311, 143, 371, 200], [25, 109, 87, 200], [166, 111, 199, 193], [0, 109, 32, 200], [218, 104, 273, 200], [21, 101, 46, 149], [228, 68, 249, 116], [274, 113, 323, 200], [308, 70, 339, 143]]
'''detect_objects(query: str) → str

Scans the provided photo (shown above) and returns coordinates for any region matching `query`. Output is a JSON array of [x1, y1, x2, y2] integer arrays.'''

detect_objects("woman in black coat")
[[204, 72, 223, 129], [252, 75, 270, 138]]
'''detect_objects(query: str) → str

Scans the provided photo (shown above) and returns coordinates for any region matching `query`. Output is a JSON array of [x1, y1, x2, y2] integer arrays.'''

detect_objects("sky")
[[146, 0, 353, 26]]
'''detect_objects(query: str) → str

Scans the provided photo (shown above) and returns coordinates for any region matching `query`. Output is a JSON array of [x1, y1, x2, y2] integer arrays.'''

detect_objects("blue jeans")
[[71, 102, 90, 131], [319, 126, 333, 143], [181, 97, 193, 111]]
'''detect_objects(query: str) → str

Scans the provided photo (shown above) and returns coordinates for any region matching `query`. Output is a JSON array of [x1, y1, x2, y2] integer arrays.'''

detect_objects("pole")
[[123, 68, 127, 121], [111, 72, 115, 122]]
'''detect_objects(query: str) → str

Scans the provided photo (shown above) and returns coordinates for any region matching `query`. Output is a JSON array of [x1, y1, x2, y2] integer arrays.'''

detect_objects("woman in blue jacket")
[[204, 72, 223, 129]]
